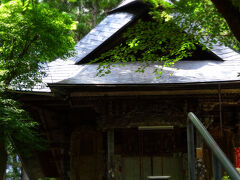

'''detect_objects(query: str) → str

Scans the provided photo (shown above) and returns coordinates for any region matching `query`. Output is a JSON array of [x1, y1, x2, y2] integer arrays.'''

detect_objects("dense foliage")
[[0, 0, 76, 179], [93, 0, 240, 77], [43, 0, 122, 41], [93, 19, 198, 77], [0, 91, 46, 179], [0, 0, 76, 88], [0, 94, 43, 150], [169, 0, 240, 49]]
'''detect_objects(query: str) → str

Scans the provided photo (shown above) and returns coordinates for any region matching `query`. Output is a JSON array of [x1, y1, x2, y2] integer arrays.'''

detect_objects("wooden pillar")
[[107, 129, 114, 180], [0, 135, 7, 180]]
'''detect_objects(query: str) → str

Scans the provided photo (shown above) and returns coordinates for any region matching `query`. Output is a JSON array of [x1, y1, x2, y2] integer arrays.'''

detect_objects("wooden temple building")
[[15, 0, 240, 179]]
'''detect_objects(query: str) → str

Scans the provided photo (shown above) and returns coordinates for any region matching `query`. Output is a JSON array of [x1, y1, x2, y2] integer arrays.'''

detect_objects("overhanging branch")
[[211, 0, 240, 42]]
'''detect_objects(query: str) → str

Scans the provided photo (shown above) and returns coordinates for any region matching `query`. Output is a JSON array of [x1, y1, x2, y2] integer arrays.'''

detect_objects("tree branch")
[[0, 135, 7, 180], [211, 0, 240, 42], [18, 34, 39, 59], [4, 34, 39, 86], [8, 38, 16, 60]]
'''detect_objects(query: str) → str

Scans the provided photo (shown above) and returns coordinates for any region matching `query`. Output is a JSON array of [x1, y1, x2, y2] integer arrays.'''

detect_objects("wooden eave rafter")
[[69, 88, 240, 97], [48, 80, 240, 97]]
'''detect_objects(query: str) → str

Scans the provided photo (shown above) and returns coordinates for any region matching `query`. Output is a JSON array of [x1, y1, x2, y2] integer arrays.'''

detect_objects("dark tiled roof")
[[73, 12, 135, 64], [210, 44, 240, 60], [32, 59, 80, 92], [52, 60, 240, 85], [29, 0, 240, 92]]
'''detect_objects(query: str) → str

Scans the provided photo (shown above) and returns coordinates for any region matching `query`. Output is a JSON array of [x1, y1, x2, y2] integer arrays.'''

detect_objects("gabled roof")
[[73, 12, 135, 64], [73, 0, 148, 64], [32, 0, 240, 92], [211, 44, 240, 60]]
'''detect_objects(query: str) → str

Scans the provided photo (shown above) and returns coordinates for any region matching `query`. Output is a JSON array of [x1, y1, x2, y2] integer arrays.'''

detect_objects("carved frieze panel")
[[93, 99, 189, 129], [69, 93, 240, 130]]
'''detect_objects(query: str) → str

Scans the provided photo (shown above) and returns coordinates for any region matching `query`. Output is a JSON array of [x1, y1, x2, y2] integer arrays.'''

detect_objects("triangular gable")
[[73, 0, 148, 64], [72, 0, 240, 64], [73, 12, 135, 64]]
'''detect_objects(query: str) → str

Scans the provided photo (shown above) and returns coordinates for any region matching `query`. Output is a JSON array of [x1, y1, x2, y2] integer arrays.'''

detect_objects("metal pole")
[[212, 153, 222, 180], [188, 112, 240, 180], [187, 120, 197, 180]]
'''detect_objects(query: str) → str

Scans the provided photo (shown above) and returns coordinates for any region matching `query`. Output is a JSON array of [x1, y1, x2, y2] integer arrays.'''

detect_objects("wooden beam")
[[35, 107, 62, 177], [71, 89, 240, 97]]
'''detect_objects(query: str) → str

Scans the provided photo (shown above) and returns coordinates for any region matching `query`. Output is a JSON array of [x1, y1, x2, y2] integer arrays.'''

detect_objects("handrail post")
[[187, 119, 197, 180], [212, 153, 222, 180], [188, 112, 240, 180]]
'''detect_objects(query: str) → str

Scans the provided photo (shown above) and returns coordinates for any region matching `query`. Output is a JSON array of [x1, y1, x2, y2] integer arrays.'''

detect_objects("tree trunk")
[[0, 137, 7, 180], [91, 2, 97, 27], [13, 154, 20, 180], [211, 0, 240, 43]]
